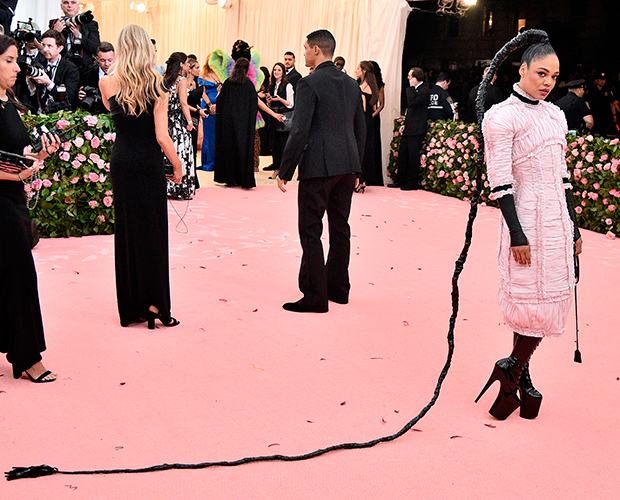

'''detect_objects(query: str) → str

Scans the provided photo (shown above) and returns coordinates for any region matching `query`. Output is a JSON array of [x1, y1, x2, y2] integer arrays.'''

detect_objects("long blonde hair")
[[114, 24, 165, 116]]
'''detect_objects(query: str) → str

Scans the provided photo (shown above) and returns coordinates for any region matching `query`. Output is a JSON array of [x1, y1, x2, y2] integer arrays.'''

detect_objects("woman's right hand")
[[511, 242, 531, 266], [275, 113, 285, 123]]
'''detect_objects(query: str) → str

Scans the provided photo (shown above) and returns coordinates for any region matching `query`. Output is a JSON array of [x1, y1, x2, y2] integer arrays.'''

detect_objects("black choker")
[[512, 91, 539, 105]]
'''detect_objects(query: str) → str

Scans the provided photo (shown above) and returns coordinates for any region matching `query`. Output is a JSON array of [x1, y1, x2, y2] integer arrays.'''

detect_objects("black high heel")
[[475, 357, 523, 420], [146, 311, 180, 330], [519, 365, 543, 419], [354, 183, 366, 193]]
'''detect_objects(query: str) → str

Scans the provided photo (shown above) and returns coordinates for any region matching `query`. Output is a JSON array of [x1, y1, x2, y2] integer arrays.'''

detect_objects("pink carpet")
[[2, 182, 619, 499]]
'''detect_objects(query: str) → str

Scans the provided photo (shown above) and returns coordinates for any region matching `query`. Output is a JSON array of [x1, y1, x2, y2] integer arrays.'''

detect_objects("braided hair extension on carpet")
[[5, 29, 549, 482]]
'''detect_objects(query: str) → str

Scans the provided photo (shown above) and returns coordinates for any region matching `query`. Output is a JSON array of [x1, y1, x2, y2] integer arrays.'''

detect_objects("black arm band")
[[564, 188, 582, 242], [497, 194, 528, 247]]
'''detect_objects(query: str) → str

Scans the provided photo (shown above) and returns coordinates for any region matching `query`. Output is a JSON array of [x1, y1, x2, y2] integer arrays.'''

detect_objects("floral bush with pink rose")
[[21, 110, 115, 238], [389, 118, 620, 238]]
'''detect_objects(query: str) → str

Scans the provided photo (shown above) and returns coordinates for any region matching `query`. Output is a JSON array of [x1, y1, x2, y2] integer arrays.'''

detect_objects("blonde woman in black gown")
[[0, 35, 60, 382], [99, 24, 183, 329]]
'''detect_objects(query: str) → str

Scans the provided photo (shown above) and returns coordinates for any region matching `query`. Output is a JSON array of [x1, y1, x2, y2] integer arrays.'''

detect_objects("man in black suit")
[[467, 66, 505, 123], [283, 51, 302, 90], [29, 29, 80, 113], [277, 29, 366, 313], [392, 67, 429, 190], [78, 41, 114, 113], [50, 0, 100, 80]]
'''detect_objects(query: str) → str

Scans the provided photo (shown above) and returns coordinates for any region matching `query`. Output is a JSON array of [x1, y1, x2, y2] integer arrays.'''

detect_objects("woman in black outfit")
[[0, 35, 60, 382], [99, 24, 183, 329], [354, 60, 380, 191], [370, 61, 385, 186], [267, 62, 294, 178]]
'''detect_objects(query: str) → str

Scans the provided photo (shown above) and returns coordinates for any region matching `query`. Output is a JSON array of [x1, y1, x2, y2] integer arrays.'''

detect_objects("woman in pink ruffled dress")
[[476, 42, 583, 420]]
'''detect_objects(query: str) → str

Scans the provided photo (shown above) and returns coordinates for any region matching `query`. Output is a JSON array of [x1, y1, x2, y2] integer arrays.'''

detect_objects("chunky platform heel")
[[475, 357, 523, 420], [519, 366, 543, 419]]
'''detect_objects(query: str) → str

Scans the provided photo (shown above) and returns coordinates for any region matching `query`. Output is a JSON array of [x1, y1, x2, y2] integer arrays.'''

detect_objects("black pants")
[[397, 134, 424, 189], [297, 173, 356, 310], [271, 128, 289, 171]]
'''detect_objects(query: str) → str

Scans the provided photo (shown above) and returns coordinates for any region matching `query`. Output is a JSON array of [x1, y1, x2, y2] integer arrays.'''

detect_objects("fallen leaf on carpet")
[[307, 420, 313, 423], [340, 401, 346, 406], [250, 364, 264, 371], [219, 298, 228, 302], [484, 423, 497, 428], [115, 446, 124, 451], [199, 266, 206, 269], [120, 382, 126, 385], [403, 321, 409, 326], [450, 435, 463, 439], [268, 443, 280, 447], [253, 309, 258, 312]]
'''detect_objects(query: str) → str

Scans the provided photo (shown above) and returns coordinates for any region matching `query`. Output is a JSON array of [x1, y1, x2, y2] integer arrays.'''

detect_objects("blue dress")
[[198, 79, 219, 171]]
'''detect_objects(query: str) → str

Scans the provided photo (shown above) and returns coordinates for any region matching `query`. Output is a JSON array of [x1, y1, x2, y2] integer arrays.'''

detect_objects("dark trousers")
[[397, 134, 424, 189], [297, 173, 356, 310], [271, 129, 289, 171]]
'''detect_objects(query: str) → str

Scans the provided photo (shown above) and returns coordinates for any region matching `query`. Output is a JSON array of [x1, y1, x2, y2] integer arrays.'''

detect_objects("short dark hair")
[[98, 42, 114, 54], [284, 51, 295, 58], [41, 29, 65, 48], [410, 67, 425, 81], [306, 29, 336, 58], [437, 72, 450, 83], [521, 42, 556, 67]]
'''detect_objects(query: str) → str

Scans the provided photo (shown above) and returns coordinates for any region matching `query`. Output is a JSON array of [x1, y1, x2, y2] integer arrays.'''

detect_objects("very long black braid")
[[5, 29, 549, 482]]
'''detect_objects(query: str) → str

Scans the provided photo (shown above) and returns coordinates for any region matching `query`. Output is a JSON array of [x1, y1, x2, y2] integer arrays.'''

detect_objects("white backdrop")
[[11, 0, 411, 177]]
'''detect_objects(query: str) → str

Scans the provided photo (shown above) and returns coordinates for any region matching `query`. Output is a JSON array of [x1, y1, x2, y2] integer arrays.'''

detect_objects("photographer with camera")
[[78, 41, 114, 114], [29, 29, 80, 113], [49, 0, 100, 80], [13, 22, 45, 112]]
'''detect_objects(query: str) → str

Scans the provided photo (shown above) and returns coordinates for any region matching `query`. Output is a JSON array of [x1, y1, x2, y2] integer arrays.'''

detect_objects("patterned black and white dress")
[[166, 77, 196, 199]]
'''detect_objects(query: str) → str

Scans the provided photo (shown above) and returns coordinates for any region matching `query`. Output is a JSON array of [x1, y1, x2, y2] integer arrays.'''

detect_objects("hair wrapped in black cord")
[[5, 29, 551, 482]]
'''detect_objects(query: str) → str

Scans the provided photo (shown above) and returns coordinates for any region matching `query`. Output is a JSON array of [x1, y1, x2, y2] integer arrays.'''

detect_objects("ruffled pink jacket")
[[482, 84, 576, 337]]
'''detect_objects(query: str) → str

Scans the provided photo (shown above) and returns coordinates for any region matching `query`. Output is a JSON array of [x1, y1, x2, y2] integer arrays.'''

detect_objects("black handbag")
[[275, 109, 294, 132]]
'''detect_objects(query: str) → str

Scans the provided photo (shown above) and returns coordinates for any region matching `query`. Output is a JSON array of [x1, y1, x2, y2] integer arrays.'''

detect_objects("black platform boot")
[[514, 332, 543, 419], [475, 333, 542, 420]]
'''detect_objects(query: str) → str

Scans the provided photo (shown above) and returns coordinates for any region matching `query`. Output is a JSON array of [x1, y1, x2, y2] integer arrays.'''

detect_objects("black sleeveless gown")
[[0, 100, 47, 378], [360, 91, 383, 186], [108, 96, 173, 326]]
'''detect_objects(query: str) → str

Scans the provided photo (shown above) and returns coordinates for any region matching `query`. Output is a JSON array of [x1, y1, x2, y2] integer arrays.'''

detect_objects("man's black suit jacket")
[[403, 82, 430, 136], [286, 67, 302, 90], [279, 61, 366, 182], [40, 56, 81, 111]]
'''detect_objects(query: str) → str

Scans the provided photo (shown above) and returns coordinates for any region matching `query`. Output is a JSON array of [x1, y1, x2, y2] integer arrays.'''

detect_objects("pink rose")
[[578, 137, 585, 145], [604, 163, 611, 171], [572, 149, 579, 157], [600, 154, 608, 161], [56, 119, 70, 130], [59, 151, 70, 161], [98, 214, 105, 222], [610, 138, 620, 145], [581, 178, 588, 185], [606, 218, 613, 225], [609, 205, 616, 212], [103, 132, 114, 141], [586, 134, 594, 142], [84, 130, 93, 140], [42, 179, 52, 188], [103, 196, 113, 207], [71, 160, 81, 169], [105, 190, 113, 196], [31, 179, 43, 190], [593, 183, 600, 190], [89, 200, 98, 208], [575, 206, 582, 214], [65, 197, 72, 204], [70, 176, 79, 184], [98, 174, 107, 182], [89, 153, 101, 163], [73, 137, 84, 148], [88, 172, 99, 182], [84, 115, 99, 127], [606, 231, 616, 239], [53, 172, 60, 182], [603, 198, 609, 205], [62, 142, 71, 151], [77, 153, 87, 162]]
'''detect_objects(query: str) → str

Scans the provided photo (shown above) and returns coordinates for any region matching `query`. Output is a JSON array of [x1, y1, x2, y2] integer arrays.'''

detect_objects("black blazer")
[[49, 18, 101, 72], [279, 61, 366, 182], [286, 68, 302, 90], [403, 82, 430, 136], [40, 56, 81, 111]]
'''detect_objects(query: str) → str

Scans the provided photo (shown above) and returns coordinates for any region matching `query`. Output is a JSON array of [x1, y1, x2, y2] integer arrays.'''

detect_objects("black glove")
[[497, 193, 528, 247], [564, 187, 582, 242]]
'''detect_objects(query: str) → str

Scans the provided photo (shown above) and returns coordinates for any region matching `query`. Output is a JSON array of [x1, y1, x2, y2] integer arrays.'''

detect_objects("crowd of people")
[[0, 3, 596, 425]]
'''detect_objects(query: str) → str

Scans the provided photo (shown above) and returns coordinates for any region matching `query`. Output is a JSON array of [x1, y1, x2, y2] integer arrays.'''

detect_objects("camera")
[[61, 10, 94, 27], [10, 19, 41, 44], [30, 123, 79, 153], [79, 86, 103, 113], [18, 61, 46, 79]]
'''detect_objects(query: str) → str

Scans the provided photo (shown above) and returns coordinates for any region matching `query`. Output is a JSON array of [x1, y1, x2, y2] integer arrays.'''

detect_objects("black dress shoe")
[[263, 164, 277, 171], [328, 296, 349, 305], [400, 184, 418, 191], [282, 300, 328, 313], [387, 183, 401, 188]]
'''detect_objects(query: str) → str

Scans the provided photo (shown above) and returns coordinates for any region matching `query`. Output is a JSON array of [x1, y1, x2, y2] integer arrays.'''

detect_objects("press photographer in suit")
[[49, 0, 100, 79], [277, 29, 366, 313], [77, 41, 114, 113], [29, 29, 80, 113]]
